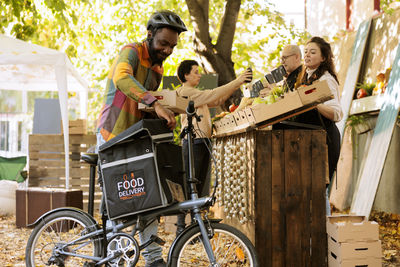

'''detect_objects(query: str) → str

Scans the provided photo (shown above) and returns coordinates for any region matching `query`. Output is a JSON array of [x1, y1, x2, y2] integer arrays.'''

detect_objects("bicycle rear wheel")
[[169, 222, 258, 266], [25, 210, 102, 267]]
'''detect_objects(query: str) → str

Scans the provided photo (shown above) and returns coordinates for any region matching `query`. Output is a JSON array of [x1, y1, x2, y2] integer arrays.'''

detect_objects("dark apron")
[[294, 109, 341, 182]]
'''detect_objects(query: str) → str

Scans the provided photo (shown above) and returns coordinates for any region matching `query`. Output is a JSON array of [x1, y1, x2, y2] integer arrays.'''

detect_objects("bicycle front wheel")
[[25, 210, 102, 267], [170, 222, 258, 267]]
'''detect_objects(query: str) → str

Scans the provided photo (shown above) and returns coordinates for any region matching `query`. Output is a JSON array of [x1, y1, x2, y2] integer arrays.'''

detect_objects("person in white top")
[[303, 38, 343, 123], [175, 60, 252, 236], [297, 36, 343, 216]]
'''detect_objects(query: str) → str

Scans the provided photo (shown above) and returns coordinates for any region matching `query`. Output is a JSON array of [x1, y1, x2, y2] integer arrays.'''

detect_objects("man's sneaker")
[[146, 259, 166, 267]]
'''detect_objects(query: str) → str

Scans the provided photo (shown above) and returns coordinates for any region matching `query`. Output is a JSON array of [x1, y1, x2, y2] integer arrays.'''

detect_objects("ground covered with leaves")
[[0, 215, 175, 266], [369, 211, 400, 266], [0, 211, 398, 266]]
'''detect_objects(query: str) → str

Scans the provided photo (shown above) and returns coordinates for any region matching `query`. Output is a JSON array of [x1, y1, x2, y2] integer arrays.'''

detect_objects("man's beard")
[[148, 38, 165, 66]]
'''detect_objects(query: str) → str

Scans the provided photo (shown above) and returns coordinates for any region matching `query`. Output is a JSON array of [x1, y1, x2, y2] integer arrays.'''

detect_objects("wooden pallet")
[[28, 134, 101, 212]]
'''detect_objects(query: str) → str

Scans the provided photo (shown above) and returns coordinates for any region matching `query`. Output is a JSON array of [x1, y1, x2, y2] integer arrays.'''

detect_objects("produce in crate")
[[212, 111, 230, 123], [355, 82, 375, 99], [235, 97, 254, 111], [229, 103, 238, 113], [372, 72, 386, 95], [356, 88, 368, 99]]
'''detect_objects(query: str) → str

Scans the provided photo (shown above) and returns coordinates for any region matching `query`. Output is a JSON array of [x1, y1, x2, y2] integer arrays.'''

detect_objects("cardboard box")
[[16, 187, 83, 228], [61, 119, 87, 135], [328, 251, 381, 267], [212, 80, 333, 136], [214, 114, 237, 135], [328, 237, 382, 260], [245, 90, 304, 124], [138, 90, 189, 114], [327, 215, 379, 242], [232, 110, 250, 126], [297, 80, 333, 105]]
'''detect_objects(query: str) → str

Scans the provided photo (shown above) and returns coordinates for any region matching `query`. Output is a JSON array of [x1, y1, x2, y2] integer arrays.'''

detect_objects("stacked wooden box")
[[28, 133, 100, 213], [16, 187, 82, 228], [327, 215, 382, 267], [61, 119, 87, 135]]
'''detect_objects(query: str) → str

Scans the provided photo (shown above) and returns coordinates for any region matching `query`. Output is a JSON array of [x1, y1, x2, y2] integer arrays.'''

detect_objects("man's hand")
[[153, 101, 176, 129]]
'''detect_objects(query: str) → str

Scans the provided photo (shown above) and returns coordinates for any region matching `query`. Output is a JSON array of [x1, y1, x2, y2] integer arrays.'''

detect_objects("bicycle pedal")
[[152, 235, 166, 246]]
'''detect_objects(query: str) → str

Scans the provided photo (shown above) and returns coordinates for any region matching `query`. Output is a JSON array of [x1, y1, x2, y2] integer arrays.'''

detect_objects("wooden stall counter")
[[212, 129, 328, 267]]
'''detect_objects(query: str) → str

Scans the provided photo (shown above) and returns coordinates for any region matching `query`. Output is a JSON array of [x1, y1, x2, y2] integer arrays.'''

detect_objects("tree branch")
[[215, 0, 241, 60], [185, 0, 211, 53]]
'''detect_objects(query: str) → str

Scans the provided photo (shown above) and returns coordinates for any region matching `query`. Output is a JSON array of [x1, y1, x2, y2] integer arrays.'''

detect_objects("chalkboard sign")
[[351, 40, 400, 217], [336, 19, 372, 139]]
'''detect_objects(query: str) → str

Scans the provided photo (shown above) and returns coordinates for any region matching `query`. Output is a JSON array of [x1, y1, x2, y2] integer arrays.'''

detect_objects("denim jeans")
[[96, 132, 163, 264]]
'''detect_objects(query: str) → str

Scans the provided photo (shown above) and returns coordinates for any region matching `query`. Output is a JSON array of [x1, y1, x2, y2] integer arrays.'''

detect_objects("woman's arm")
[[316, 104, 335, 121], [318, 72, 343, 122], [179, 69, 252, 108]]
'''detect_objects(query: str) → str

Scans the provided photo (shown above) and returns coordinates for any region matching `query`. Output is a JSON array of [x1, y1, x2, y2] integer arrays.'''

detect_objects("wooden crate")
[[61, 119, 87, 135], [16, 187, 83, 228], [28, 134, 102, 213], [212, 129, 328, 267]]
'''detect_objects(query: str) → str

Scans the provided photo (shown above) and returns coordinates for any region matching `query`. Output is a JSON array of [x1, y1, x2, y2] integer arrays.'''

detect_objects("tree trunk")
[[185, 0, 242, 108]]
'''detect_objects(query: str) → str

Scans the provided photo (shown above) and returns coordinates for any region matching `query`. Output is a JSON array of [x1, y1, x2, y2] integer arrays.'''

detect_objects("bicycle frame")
[[28, 101, 222, 266]]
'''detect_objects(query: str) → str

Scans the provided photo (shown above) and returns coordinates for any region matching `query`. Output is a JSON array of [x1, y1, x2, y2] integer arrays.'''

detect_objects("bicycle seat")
[[81, 153, 98, 165]]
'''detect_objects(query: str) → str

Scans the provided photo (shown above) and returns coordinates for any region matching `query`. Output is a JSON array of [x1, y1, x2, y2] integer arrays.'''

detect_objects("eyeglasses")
[[281, 54, 296, 61]]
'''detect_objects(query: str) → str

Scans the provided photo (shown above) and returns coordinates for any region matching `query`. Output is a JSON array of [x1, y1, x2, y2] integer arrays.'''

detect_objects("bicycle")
[[25, 101, 258, 267]]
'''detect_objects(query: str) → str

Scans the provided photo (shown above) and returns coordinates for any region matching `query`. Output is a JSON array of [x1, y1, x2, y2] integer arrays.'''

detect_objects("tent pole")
[[55, 62, 70, 189]]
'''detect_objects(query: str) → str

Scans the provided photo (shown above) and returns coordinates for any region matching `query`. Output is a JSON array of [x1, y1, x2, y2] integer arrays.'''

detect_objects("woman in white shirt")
[[299, 36, 343, 183], [295, 37, 343, 216], [175, 60, 252, 236]]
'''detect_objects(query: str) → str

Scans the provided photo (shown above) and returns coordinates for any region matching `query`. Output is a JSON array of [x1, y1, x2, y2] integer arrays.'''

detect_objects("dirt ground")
[[0, 211, 399, 266]]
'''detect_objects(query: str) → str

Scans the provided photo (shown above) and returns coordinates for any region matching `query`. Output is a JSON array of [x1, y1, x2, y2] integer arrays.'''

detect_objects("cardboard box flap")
[[328, 214, 366, 224], [327, 215, 379, 242]]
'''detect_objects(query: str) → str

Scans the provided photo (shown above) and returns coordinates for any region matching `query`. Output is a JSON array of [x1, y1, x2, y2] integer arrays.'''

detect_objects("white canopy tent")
[[0, 34, 89, 188]]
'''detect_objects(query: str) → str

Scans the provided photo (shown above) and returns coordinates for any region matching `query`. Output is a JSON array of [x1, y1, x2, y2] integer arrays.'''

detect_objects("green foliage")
[[0, 0, 309, 133], [380, 0, 400, 14], [346, 115, 366, 128], [355, 82, 376, 96], [232, 1, 310, 76]]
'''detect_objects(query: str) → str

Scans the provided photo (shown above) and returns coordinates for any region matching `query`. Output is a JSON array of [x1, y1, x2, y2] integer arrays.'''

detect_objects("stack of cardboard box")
[[327, 215, 382, 267]]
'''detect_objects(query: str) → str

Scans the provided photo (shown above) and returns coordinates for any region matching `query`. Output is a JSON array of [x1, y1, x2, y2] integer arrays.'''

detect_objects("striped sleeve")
[[113, 46, 156, 106]]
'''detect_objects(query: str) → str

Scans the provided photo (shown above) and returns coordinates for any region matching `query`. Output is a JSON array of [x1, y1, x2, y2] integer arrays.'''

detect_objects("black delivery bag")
[[98, 119, 185, 220]]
